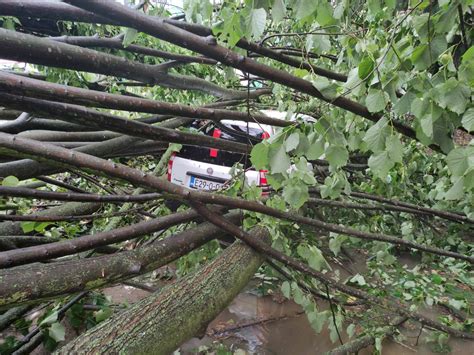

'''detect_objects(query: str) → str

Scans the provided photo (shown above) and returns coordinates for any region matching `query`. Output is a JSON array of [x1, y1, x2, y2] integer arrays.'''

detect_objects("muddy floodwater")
[[180, 292, 473, 354]]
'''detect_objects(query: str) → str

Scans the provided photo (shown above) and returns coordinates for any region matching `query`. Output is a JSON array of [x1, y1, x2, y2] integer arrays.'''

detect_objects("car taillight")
[[210, 128, 222, 158], [262, 131, 270, 139], [167, 152, 176, 181], [259, 169, 268, 185]]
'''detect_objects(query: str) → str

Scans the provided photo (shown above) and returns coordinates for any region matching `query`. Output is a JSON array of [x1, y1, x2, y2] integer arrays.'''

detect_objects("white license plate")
[[189, 176, 224, 191]]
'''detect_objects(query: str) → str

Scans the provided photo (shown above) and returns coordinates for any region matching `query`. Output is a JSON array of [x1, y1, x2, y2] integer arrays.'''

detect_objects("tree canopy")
[[0, 0, 472, 353]]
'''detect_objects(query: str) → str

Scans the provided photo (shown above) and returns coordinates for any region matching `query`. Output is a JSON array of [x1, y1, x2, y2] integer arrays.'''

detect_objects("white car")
[[168, 119, 275, 191]]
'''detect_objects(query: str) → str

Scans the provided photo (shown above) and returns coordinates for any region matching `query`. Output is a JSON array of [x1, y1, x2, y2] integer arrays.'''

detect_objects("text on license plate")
[[189, 176, 224, 190]]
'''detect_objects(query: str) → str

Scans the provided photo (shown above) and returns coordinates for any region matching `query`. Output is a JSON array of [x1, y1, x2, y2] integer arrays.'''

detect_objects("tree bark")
[[0, 28, 243, 99], [0, 212, 240, 309], [56, 227, 267, 355], [0, 201, 100, 236], [0, 71, 285, 127]]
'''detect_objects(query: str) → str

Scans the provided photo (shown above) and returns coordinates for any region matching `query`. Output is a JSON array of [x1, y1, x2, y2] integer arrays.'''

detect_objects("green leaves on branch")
[[444, 146, 474, 199], [363, 118, 403, 179], [247, 8, 267, 39], [358, 56, 375, 80], [365, 89, 388, 113], [1, 175, 19, 187], [122, 28, 138, 48]]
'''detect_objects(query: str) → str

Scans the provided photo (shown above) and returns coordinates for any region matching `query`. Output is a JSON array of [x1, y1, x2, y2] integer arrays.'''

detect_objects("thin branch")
[[37, 175, 89, 194], [0, 133, 470, 264], [50, 34, 218, 65], [0, 209, 198, 268], [189, 201, 473, 339]]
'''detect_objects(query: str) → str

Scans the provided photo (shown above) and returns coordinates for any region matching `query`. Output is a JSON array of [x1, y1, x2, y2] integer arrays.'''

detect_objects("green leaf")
[[432, 78, 470, 114], [293, 284, 304, 305], [285, 132, 300, 152], [368, 0, 382, 14], [250, 143, 269, 170], [411, 97, 429, 119], [34, 222, 51, 233], [2, 18, 16, 31], [445, 177, 464, 200], [411, 44, 429, 70], [306, 33, 331, 54], [346, 324, 356, 338], [358, 56, 374, 79], [368, 151, 395, 179], [48, 322, 65, 342], [386, 135, 403, 163], [420, 114, 433, 138], [247, 8, 267, 39], [328, 313, 344, 343], [122, 28, 138, 48], [461, 108, 474, 132], [447, 147, 474, 176], [363, 117, 390, 153], [298, 245, 328, 271], [282, 182, 308, 209], [375, 337, 382, 352], [325, 145, 348, 168], [350, 274, 366, 286], [404, 280, 416, 288], [306, 136, 325, 160], [21, 221, 36, 234], [431, 274, 443, 285], [308, 311, 328, 333], [329, 234, 346, 257], [448, 299, 465, 311], [2, 175, 19, 187], [281, 281, 291, 298], [462, 46, 474, 62], [311, 76, 337, 99], [295, 0, 318, 20], [393, 92, 416, 115], [315, 2, 335, 26], [94, 307, 113, 323], [365, 89, 387, 113], [269, 144, 291, 173], [272, 0, 285, 22], [40, 310, 58, 326]]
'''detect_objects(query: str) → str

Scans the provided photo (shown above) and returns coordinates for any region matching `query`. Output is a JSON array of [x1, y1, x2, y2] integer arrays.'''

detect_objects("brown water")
[[21, 285, 472, 354], [180, 292, 473, 354]]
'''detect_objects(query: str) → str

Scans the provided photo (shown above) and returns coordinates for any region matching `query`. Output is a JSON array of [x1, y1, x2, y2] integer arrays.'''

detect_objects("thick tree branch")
[[0, 28, 246, 99], [0, 212, 241, 308], [56, 228, 266, 354], [65, 0, 422, 147], [0, 133, 470, 264], [0, 71, 286, 127], [0, 94, 251, 154], [0, 209, 199, 268]]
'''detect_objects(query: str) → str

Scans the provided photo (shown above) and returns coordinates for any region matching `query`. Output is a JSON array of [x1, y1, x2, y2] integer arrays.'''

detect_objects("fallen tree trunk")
[[56, 227, 268, 354], [0, 212, 239, 309]]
